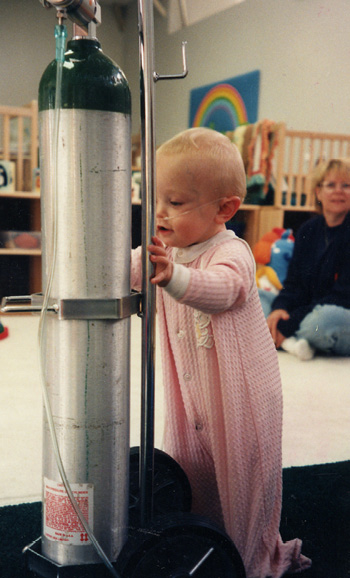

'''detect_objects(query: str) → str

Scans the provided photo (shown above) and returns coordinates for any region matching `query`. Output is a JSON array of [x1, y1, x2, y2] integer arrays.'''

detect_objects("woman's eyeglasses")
[[319, 182, 350, 192]]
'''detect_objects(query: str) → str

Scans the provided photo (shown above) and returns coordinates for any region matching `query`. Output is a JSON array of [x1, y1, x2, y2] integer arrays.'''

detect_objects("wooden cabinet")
[[230, 205, 317, 250], [229, 205, 260, 247], [256, 206, 316, 240], [0, 101, 41, 299]]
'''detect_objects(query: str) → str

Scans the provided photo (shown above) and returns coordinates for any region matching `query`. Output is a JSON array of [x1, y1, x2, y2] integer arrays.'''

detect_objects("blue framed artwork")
[[189, 70, 260, 132]]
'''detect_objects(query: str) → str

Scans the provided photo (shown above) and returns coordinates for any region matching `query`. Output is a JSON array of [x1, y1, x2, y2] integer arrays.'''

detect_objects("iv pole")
[[137, 0, 188, 527]]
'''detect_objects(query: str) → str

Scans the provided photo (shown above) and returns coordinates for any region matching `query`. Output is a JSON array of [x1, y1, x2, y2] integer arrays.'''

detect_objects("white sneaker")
[[281, 337, 315, 361]]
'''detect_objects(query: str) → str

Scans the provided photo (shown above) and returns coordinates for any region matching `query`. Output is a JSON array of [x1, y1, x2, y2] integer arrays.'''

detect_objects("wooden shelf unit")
[[0, 191, 40, 200], [0, 101, 41, 297], [236, 204, 260, 247]]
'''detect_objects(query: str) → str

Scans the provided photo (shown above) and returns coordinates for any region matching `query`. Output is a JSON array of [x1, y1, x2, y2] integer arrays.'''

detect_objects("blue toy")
[[268, 229, 294, 285]]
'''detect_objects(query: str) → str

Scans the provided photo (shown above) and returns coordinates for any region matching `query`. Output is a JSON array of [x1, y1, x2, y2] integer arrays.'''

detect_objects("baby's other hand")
[[148, 236, 173, 287]]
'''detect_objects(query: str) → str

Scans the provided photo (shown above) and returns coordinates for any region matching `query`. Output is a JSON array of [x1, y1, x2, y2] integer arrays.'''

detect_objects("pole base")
[[24, 538, 117, 578]]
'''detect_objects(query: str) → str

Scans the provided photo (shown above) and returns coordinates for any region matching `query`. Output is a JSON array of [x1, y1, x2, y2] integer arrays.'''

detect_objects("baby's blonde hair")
[[157, 127, 247, 201]]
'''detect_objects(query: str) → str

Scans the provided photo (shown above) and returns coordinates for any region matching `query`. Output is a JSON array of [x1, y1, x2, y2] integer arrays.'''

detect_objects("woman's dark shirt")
[[271, 212, 350, 337]]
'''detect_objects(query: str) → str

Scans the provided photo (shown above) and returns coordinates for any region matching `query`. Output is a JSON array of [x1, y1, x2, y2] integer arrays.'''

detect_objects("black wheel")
[[118, 513, 246, 578], [129, 447, 192, 526]]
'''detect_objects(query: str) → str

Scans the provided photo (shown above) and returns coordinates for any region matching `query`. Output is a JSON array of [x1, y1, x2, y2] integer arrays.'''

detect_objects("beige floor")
[[0, 314, 349, 507]]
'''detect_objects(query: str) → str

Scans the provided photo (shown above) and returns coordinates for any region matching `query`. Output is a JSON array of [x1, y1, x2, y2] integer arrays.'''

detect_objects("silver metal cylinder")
[[39, 108, 131, 565]]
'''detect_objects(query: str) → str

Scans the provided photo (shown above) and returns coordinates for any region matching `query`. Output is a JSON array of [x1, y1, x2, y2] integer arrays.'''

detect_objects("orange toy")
[[253, 227, 287, 265]]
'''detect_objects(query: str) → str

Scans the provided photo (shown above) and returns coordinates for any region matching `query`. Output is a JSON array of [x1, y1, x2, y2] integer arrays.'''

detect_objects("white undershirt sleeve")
[[163, 263, 191, 301]]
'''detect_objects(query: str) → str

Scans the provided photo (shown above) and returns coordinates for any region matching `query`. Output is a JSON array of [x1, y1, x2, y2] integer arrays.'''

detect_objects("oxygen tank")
[[38, 33, 131, 566]]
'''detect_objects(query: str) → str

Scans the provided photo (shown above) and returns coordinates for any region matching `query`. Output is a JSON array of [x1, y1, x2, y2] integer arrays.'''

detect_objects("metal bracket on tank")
[[0, 292, 141, 320], [58, 293, 142, 320]]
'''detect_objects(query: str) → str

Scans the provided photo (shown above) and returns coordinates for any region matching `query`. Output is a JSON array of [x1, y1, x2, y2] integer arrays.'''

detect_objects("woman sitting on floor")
[[266, 158, 350, 360]]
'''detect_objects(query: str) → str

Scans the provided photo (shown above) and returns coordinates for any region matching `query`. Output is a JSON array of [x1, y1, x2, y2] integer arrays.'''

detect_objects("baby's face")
[[156, 153, 224, 248]]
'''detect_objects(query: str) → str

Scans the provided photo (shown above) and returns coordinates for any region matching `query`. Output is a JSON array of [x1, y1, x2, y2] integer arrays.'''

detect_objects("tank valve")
[[38, 0, 101, 29]]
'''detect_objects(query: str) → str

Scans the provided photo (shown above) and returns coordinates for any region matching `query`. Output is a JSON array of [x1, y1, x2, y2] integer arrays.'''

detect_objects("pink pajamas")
[[131, 230, 311, 578]]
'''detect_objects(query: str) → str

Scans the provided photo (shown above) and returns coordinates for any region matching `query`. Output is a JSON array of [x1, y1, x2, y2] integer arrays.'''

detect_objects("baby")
[[131, 127, 311, 578]]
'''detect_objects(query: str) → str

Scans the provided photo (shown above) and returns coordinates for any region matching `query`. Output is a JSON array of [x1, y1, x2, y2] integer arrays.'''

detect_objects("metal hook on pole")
[[153, 41, 188, 82]]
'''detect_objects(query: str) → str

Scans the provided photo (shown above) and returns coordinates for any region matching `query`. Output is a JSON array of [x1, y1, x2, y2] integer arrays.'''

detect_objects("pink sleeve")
[[179, 245, 255, 314]]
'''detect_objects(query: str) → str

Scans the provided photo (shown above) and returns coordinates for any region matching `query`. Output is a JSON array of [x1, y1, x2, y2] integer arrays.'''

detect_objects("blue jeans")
[[258, 289, 350, 356]]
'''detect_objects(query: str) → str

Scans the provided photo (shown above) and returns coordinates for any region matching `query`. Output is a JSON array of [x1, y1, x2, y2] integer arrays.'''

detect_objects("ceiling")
[[99, 0, 246, 33]]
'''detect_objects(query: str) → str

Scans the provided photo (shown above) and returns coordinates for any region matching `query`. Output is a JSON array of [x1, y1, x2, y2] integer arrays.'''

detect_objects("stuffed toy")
[[268, 229, 295, 284], [256, 266, 283, 295], [254, 228, 294, 288], [255, 265, 284, 317], [0, 320, 9, 340], [253, 227, 286, 265], [246, 119, 280, 196]]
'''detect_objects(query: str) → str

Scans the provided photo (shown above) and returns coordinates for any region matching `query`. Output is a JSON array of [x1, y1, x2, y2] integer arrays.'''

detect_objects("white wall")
[[0, 0, 125, 107], [1, 0, 350, 146], [122, 0, 350, 145]]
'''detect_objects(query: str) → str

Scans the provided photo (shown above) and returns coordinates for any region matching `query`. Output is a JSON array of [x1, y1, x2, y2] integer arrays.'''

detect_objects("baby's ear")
[[215, 196, 241, 224]]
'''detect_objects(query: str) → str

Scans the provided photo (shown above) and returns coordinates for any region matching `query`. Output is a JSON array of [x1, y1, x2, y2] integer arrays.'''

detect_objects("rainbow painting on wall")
[[189, 70, 260, 132]]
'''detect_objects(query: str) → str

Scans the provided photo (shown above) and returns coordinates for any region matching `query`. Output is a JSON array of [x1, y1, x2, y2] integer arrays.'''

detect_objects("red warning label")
[[44, 477, 94, 545]]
